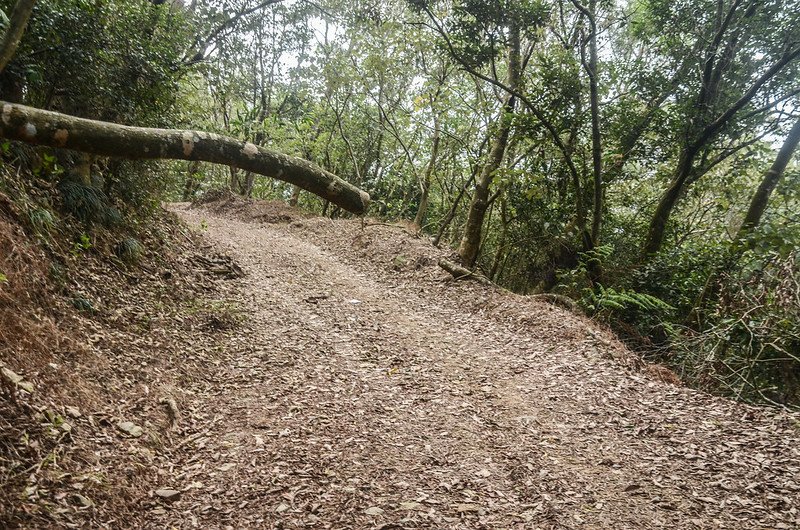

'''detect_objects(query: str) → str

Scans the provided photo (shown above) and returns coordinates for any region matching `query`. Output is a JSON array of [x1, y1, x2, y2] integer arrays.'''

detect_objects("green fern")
[[581, 244, 614, 267], [584, 284, 674, 315], [555, 244, 674, 318]]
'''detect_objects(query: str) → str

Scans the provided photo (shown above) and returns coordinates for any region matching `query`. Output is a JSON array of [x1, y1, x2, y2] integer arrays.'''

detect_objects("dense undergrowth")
[[551, 241, 800, 407]]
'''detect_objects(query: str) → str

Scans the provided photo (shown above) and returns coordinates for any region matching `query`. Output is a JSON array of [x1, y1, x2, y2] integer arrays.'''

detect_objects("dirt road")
[[144, 202, 800, 529]]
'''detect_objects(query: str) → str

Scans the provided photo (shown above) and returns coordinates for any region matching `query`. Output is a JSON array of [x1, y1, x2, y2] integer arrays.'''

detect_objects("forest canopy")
[[1, 0, 799, 405]]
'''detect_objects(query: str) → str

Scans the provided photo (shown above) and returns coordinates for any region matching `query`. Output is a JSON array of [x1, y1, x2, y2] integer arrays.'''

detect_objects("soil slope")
[[132, 199, 800, 529]]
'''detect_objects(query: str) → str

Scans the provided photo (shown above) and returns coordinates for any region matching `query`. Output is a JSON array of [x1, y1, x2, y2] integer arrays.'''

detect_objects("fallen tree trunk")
[[0, 101, 370, 214], [438, 258, 494, 286], [439, 258, 581, 312], [530, 293, 580, 313]]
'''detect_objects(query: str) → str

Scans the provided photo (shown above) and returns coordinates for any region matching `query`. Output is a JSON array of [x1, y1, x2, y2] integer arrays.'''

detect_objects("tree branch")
[[694, 45, 800, 150], [0, 0, 36, 73], [183, 0, 285, 65]]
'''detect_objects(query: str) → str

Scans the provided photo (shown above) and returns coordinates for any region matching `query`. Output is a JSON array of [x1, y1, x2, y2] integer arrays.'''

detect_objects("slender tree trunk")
[[643, 147, 698, 257], [413, 115, 441, 230], [565, 89, 591, 253], [694, 117, 800, 319], [242, 171, 255, 197], [489, 196, 508, 281], [433, 165, 477, 247], [0, 101, 370, 214], [457, 22, 520, 267], [642, 39, 800, 259], [586, 0, 603, 247], [181, 0, 285, 65], [183, 160, 202, 201], [458, 113, 513, 266], [740, 117, 800, 232], [229, 166, 241, 193], [0, 0, 36, 73], [288, 185, 301, 207], [570, 0, 603, 248]]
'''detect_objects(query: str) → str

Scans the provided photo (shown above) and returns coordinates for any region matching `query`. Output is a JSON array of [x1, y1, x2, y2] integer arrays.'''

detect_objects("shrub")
[[675, 251, 800, 406]]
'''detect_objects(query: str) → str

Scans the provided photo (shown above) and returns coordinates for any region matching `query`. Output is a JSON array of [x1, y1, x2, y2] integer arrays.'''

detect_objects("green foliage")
[[104, 160, 166, 215], [58, 180, 104, 223], [676, 251, 800, 405], [0, 0, 195, 235], [445, 0, 549, 66], [13, 0, 191, 125], [585, 284, 675, 315], [48, 262, 66, 289], [71, 297, 94, 312], [32, 153, 62, 179], [557, 245, 611, 294], [635, 242, 718, 315], [70, 233, 92, 257], [559, 244, 675, 318], [0, 0, 796, 407], [0, 271, 7, 284]]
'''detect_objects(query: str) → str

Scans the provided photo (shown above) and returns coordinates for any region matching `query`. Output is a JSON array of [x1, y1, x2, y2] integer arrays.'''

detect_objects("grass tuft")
[[114, 237, 144, 265]]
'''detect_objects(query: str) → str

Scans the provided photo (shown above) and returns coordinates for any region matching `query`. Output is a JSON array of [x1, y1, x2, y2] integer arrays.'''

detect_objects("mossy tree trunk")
[[739, 117, 800, 234], [0, 101, 370, 214]]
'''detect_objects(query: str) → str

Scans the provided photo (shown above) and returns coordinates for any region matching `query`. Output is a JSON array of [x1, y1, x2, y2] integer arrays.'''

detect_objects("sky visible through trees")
[[1, 0, 799, 404]]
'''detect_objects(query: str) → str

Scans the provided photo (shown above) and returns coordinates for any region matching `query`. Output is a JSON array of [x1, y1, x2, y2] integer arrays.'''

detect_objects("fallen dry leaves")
[[3, 196, 799, 529]]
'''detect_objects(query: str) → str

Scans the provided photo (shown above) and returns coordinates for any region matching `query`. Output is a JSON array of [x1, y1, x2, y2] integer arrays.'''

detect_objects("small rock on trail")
[[154, 489, 181, 502]]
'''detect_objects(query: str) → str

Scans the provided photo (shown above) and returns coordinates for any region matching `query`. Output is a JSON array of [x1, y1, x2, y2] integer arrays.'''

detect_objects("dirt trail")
[[144, 202, 800, 529]]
